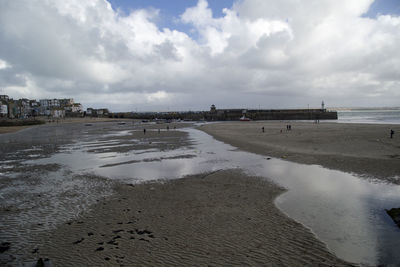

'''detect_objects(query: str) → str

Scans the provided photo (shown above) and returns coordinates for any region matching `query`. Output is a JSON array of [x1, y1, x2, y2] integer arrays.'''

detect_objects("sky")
[[0, 0, 399, 112]]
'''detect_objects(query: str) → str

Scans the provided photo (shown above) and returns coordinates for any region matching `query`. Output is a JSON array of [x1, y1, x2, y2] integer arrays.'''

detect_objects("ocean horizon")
[[336, 108, 400, 125]]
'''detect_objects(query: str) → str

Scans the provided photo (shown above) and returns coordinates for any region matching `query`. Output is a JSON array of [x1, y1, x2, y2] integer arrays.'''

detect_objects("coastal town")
[[0, 94, 109, 119], [0, 94, 337, 122]]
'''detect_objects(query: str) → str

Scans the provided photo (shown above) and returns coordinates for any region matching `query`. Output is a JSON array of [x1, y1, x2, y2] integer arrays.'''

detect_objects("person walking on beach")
[[143, 128, 146, 135], [390, 129, 394, 139], [262, 126, 264, 133]]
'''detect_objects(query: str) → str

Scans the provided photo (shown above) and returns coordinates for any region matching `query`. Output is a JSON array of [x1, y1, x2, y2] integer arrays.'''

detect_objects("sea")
[[336, 108, 400, 124]]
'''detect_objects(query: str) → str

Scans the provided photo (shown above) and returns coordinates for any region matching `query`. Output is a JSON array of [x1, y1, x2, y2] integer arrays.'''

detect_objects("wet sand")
[[0, 125, 32, 134], [200, 121, 400, 183], [1, 121, 354, 265], [0, 117, 121, 134], [0, 121, 192, 265], [34, 170, 349, 266]]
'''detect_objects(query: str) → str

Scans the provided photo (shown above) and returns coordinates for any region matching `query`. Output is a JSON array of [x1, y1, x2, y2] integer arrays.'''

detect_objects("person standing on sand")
[[262, 126, 264, 133], [143, 128, 146, 135], [390, 129, 394, 139]]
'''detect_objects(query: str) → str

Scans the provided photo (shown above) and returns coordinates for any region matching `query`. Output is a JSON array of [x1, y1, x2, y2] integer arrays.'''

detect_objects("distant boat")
[[118, 122, 126, 125], [239, 115, 251, 121]]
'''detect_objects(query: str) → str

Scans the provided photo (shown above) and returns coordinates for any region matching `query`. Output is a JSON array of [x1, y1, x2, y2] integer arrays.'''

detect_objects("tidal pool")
[[2, 124, 400, 265]]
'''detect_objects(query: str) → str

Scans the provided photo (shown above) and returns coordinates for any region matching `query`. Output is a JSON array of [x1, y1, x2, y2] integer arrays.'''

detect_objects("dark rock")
[[104, 257, 110, 261], [112, 229, 124, 233], [136, 229, 152, 235], [107, 240, 118, 245], [87, 232, 94, 236], [72, 238, 84, 245], [386, 208, 400, 228], [36, 258, 44, 267], [32, 248, 39, 254], [95, 247, 104, 252], [0, 242, 11, 253]]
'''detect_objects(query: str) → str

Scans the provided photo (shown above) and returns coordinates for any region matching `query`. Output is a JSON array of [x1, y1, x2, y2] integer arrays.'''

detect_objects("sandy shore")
[[1, 121, 356, 265], [0, 117, 122, 134], [33, 170, 350, 266], [200, 121, 400, 183]]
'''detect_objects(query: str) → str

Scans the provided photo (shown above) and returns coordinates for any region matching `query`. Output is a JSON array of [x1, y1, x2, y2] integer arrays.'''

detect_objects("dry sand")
[[33, 170, 350, 266], [200, 121, 400, 183]]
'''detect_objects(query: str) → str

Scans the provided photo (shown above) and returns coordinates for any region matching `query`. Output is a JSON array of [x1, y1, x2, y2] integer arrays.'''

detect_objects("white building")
[[39, 99, 60, 107], [51, 108, 65, 118], [71, 103, 82, 113], [0, 103, 8, 117]]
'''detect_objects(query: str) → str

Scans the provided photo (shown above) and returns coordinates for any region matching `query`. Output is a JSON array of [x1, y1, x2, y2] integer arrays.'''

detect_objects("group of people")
[[261, 125, 293, 133], [260, 125, 395, 139], [143, 125, 176, 134]]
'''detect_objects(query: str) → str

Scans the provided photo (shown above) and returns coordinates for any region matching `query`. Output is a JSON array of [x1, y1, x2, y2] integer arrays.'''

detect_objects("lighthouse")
[[321, 101, 325, 111]]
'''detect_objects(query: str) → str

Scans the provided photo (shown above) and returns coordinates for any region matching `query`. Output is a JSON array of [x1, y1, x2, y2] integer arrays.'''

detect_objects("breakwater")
[[206, 108, 337, 121], [111, 108, 337, 121]]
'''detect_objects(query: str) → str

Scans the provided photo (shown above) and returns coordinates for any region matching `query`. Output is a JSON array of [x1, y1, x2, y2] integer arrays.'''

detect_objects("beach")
[[0, 117, 121, 134], [201, 121, 400, 183], [32, 170, 348, 266], [2, 120, 400, 265]]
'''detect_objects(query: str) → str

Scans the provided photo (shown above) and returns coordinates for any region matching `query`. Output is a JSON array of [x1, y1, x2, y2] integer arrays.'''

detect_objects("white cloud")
[[0, 0, 399, 111], [145, 91, 171, 102], [0, 59, 11, 70]]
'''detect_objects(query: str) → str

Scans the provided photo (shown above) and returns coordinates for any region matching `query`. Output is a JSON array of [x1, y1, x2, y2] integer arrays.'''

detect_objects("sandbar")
[[200, 121, 400, 183]]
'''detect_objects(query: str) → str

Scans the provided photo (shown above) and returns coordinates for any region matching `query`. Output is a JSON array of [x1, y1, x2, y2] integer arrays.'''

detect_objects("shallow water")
[[1, 123, 400, 265]]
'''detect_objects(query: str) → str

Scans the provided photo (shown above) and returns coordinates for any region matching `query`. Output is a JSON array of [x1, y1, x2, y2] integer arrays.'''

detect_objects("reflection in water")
[[2, 126, 400, 265]]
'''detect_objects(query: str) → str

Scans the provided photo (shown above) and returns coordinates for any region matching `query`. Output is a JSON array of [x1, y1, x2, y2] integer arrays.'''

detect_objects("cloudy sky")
[[0, 0, 399, 111]]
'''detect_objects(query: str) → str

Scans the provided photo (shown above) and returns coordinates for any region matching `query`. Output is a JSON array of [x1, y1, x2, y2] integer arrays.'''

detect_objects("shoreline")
[[199, 121, 400, 183]]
